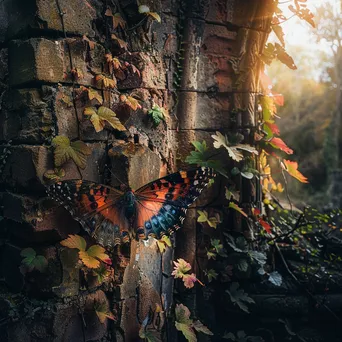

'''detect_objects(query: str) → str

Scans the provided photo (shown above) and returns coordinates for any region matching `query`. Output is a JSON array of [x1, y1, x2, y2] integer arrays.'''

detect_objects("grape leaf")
[[52, 136, 91, 169], [268, 271, 283, 286], [172, 258, 192, 278], [226, 282, 255, 313], [84, 106, 126, 132], [212, 132, 258, 162], [197, 210, 220, 228], [282, 159, 308, 183], [204, 269, 218, 282]]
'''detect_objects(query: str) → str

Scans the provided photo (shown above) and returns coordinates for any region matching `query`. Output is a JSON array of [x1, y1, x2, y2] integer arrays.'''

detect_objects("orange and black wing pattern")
[[47, 180, 130, 248], [134, 167, 216, 239]]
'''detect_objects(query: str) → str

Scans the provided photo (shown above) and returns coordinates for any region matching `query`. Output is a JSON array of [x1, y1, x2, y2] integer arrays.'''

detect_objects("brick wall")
[[0, 0, 271, 341]]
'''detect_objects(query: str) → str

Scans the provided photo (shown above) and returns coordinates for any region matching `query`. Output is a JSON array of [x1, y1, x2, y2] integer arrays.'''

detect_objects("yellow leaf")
[[79, 251, 100, 268], [87, 88, 103, 104], [161, 235, 171, 247], [95, 74, 117, 89], [148, 12, 161, 22], [120, 95, 142, 111], [60, 234, 87, 251], [84, 106, 126, 132], [86, 245, 112, 264], [282, 160, 309, 183], [157, 240, 166, 253]]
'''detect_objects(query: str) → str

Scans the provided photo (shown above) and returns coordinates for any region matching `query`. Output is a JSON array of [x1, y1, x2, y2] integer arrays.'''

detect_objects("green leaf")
[[192, 320, 213, 335], [236, 258, 249, 272], [20, 248, 48, 273], [268, 271, 282, 286], [175, 322, 197, 342], [211, 239, 227, 257], [204, 269, 218, 282], [33, 255, 48, 272], [175, 304, 192, 324], [248, 250, 267, 266], [148, 104, 166, 126], [229, 202, 248, 217], [225, 234, 248, 253], [226, 282, 255, 313]]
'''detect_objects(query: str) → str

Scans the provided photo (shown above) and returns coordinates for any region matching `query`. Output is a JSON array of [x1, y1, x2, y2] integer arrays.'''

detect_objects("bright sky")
[[281, 0, 335, 51]]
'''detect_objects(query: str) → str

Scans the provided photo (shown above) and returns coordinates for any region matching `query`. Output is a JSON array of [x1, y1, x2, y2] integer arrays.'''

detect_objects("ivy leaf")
[[197, 210, 220, 228], [95, 73, 117, 89], [211, 239, 227, 257], [44, 168, 65, 182], [229, 202, 248, 217], [282, 160, 308, 183], [94, 300, 115, 324], [192, 320, 213, 335], [80, 86, 103, 104], [113, 13, 126, 29], [204, 269, 218, 282], [156, 235, 171, 253], [148, 104, 166, 126], [226, 282, 255, 313], [52, 136, 91, 169], [183, 273, 197, 289], [212, 132, 258, 162], [269, 137, 294, 155], [111, 33, 128, 49], [268, 271, 283, 286], [120, 95, 142, 111], [84, 106, 126, 132], [172, 258, 192, 278]]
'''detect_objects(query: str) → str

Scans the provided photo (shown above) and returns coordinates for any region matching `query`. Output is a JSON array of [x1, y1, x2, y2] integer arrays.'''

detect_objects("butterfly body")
[[47, 167, 215, 248]]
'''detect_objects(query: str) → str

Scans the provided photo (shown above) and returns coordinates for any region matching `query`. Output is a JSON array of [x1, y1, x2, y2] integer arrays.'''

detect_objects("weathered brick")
[[108, 141, 161, 190], [176, 92, 232, 130], [9, 38, 105, 87], [0, 0, 101, 42], [181, 19, 236, 92], [118, 52, 166, 90]]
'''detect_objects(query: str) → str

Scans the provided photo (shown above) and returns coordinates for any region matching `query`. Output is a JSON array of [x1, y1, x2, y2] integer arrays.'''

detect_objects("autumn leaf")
[[95, 74, 117, 89], [84, 106, 126, 132], [183, 273, 197, 289], [113, 13, 126, 29], [272, 23, 285, 47], [271, 92, 285, 106], [93, 263, 112, 284], [52, 136, 91, 169], [120, 95, 142, 111], [60, 234, 112, 269], [228, 202, 248, 218], [111, 33, 128, 49], [274, 43, 297, 70], [138, 5, 161, 22], [94, 300, 115, 324], [156, 235, 172, 253], [269, 137, 294, 154], [197, 210, 220, 228], [44, 168, 65, 182], [282, 159, 309, 183], [172, 258, 191, 278], [264, 121, 280, 136], [82, 35, 95, 50], [80, 86, 103, 104]]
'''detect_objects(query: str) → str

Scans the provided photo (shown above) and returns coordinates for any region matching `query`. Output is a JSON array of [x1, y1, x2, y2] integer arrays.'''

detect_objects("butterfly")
[[47, 167, 216, 248]]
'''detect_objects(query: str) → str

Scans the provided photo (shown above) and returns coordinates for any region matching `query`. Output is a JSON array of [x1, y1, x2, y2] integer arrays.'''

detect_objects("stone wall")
[[0, 0, 271, 341]]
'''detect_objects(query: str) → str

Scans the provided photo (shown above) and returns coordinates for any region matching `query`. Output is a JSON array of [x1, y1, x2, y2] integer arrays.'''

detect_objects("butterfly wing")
[[47, 180, 131, 248], [134, 167, 216, 239]]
